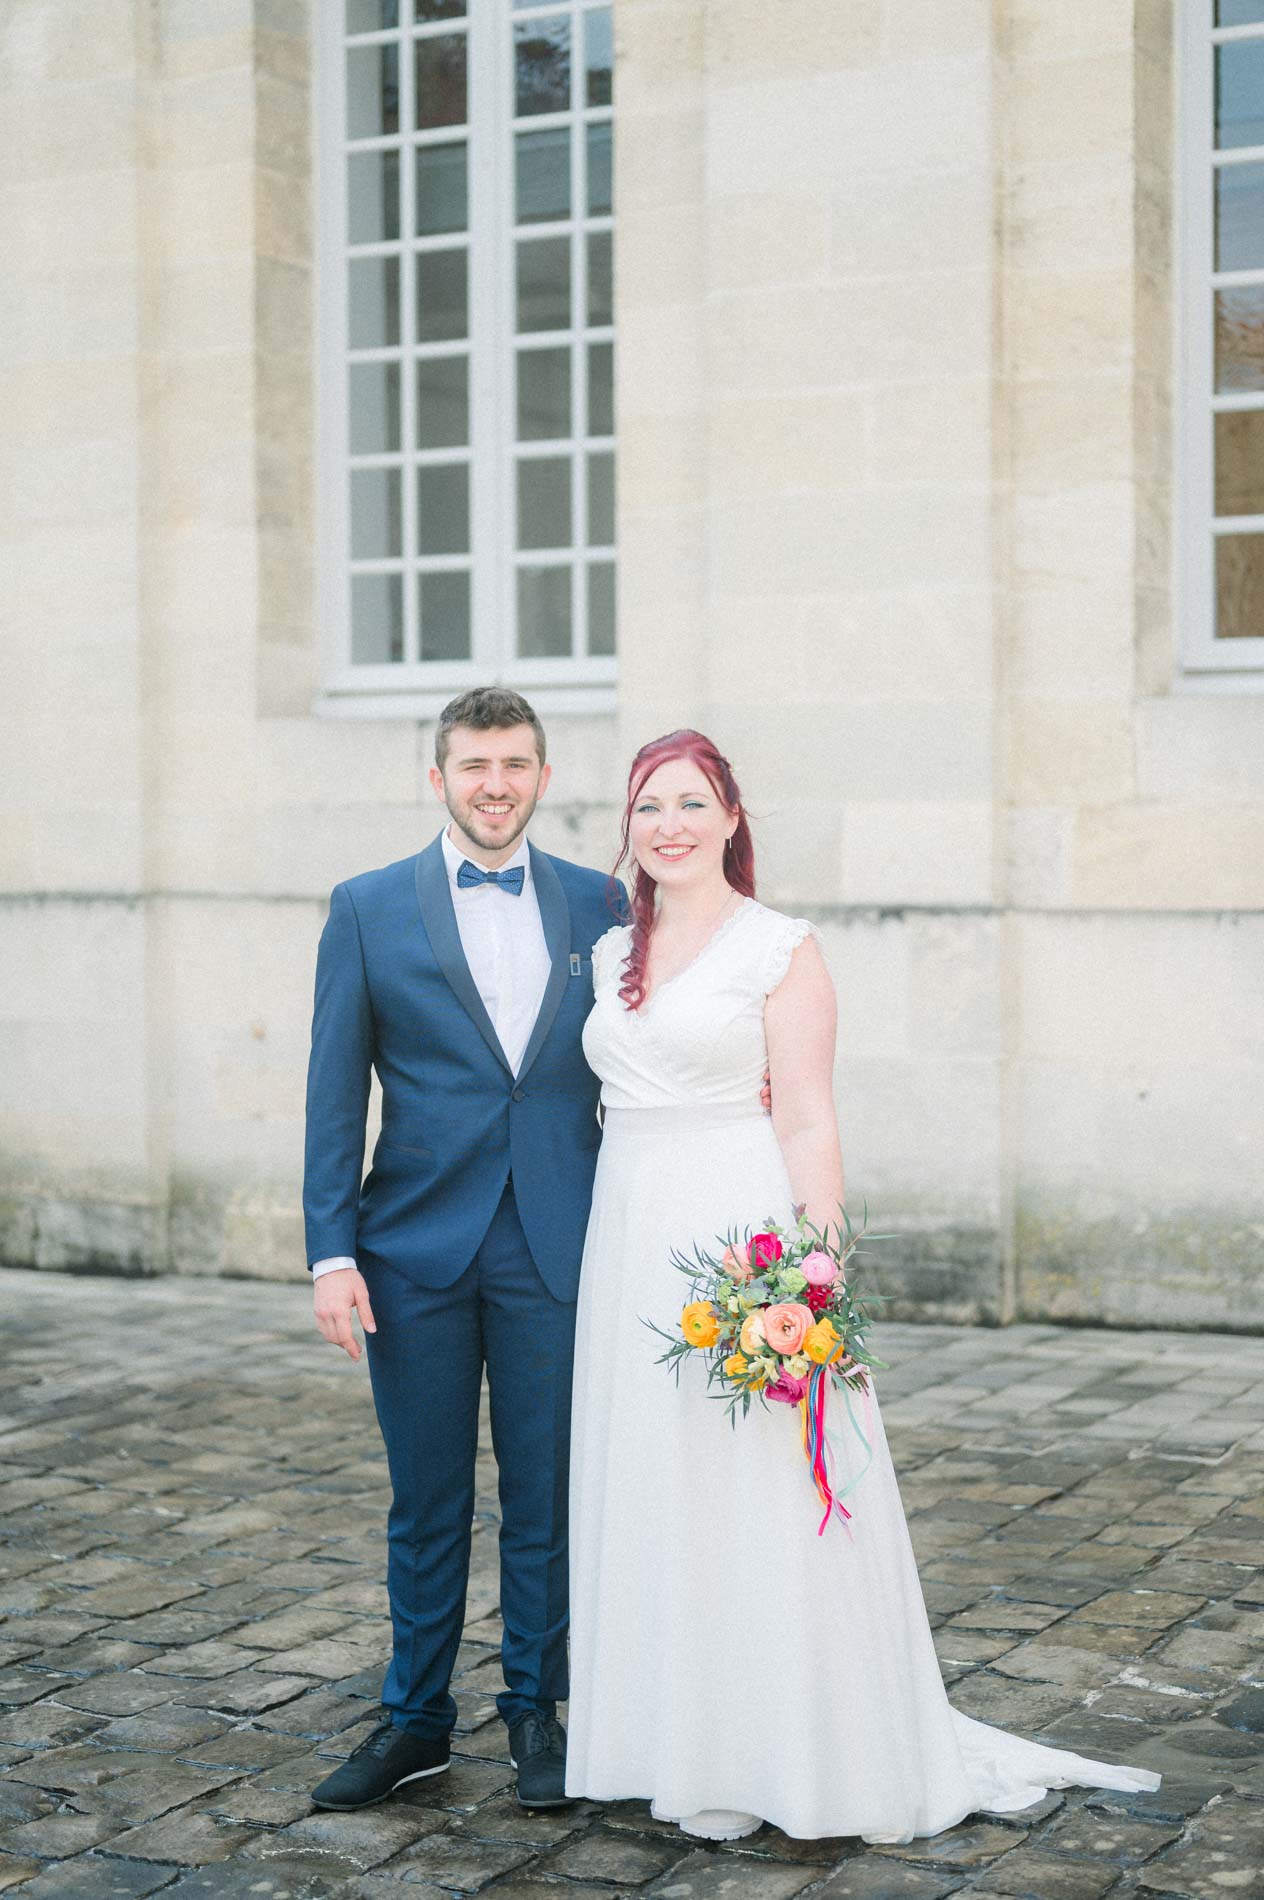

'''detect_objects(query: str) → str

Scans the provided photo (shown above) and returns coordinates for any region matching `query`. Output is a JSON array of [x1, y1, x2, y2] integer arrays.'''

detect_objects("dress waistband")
[[600, 1103, 771, 1134]]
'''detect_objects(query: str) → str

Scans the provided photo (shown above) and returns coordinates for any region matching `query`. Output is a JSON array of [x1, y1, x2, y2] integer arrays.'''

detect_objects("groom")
[[303, 686, 624, 1812]]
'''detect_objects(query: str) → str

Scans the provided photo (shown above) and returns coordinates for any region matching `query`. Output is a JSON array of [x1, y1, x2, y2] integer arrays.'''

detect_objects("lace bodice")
[[582, 898, 816, 1110]]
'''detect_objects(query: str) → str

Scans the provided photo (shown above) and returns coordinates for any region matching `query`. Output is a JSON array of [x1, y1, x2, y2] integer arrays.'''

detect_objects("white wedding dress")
[[565, 898, 1159, 1842]]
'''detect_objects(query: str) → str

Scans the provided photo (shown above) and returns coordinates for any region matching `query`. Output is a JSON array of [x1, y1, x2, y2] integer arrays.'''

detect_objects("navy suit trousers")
[[364, 1181, 577, 1737]]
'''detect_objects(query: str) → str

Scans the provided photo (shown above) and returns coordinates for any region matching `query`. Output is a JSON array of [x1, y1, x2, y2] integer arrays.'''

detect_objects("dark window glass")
[[517, 564, 572, 656], [416, 33, 468, 129], [416, 248, 469, 341], [515, 19, 570, 115]]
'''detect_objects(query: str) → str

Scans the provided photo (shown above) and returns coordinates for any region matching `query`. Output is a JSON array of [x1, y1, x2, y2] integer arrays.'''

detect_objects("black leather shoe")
[[311, 1720, 449, 1810], [508, 1710, 571, 1809]]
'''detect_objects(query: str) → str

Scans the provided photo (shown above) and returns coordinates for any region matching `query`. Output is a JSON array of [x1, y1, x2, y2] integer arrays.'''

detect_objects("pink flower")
[[721, 1243, 752, 1283], [762, 1302, 814, 1356], [801, 1250, 839, 1287], [765, 1370, 809, 1405], [751, 1232, 783, 1271]]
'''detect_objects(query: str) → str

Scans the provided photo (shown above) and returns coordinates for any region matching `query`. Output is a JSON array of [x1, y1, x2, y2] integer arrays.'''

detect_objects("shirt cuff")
[[311, 1256, 358, 1280]]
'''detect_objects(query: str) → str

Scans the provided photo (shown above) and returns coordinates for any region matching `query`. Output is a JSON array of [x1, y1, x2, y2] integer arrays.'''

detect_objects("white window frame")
[[315, 1, 617, 719], [1177, 5, 1264, 681]]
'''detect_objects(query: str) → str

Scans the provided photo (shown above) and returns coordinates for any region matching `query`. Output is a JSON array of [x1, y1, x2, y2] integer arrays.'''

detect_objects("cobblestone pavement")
[[2, 1272, 1264, 1899]]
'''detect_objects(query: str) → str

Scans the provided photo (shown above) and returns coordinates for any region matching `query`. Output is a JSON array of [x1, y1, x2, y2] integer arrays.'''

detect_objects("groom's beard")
[[445, 788, 540, 859]]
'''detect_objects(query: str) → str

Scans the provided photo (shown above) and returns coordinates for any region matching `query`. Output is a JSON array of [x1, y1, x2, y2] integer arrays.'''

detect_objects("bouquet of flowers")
[[647, 1204, 888, 1534]]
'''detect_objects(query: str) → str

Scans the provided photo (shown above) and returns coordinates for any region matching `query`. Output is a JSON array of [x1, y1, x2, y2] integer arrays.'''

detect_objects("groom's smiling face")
[[429, 722, 552, 867]]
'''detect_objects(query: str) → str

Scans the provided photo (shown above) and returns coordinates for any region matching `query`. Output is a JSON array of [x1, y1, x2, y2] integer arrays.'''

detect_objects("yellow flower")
[[805, 1317, 841, 1365], [681, 1300, 721, 1348], [723, 1352, 749, 1380], [739, 1311, 767, 1355]]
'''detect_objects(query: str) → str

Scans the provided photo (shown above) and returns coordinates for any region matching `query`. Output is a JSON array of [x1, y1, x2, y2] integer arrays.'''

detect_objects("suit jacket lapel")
[[515, 844, 571, 1084], [414, 836, 513, 1078]]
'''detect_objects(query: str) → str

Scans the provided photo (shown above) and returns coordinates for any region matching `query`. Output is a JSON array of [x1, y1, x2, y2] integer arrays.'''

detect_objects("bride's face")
[[629, 759, 738, 889]]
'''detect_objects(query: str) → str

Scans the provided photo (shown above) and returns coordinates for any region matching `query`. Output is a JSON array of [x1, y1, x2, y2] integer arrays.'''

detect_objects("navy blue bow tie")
[[456, 860, 525, 896]]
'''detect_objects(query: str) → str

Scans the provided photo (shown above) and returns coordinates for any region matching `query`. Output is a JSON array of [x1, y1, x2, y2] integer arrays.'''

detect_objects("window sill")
[[315, 683, 618, 720]]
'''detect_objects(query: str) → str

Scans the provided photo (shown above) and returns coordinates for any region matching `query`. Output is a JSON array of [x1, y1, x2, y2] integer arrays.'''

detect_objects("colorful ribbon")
[[799, 1362, 874, 1535]]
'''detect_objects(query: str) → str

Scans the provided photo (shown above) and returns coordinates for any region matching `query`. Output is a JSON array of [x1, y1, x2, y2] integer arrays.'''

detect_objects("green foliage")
[[643, 1202, 892, 1420]]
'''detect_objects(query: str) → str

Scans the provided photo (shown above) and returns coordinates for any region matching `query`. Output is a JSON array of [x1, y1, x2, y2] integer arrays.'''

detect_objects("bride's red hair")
[[612, 729, 756, 1011]]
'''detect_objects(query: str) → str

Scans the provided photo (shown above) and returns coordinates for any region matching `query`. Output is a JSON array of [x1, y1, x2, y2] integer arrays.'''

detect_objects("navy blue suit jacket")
[[303, 834, 626, 1302]]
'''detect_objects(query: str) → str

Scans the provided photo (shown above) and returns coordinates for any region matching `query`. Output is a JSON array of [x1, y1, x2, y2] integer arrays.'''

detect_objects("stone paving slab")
[[1, 1271, 1263, 1898]]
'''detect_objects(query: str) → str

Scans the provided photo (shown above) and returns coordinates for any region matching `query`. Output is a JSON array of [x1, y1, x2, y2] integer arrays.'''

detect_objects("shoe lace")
[[516, 1711, 557, 1759], [350, 1720, 398, 1761]]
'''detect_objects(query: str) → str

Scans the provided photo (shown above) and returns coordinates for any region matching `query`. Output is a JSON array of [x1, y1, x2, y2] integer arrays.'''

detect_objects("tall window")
[[319, 1, 616, 711], [1179, 4, 1264, 672]]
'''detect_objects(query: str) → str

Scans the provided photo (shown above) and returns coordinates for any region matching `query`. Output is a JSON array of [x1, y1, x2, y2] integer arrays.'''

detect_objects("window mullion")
[[400, 8, 419, 668], [467, 0, 501, 677]]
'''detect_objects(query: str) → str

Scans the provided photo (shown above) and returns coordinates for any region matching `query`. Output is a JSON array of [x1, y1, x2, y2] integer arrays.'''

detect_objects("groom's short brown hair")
[[434, 687, 547, 770]]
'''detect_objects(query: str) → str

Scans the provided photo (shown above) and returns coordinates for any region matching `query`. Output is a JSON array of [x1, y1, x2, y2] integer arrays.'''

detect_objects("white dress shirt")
[[312, 827, 553, 1281]]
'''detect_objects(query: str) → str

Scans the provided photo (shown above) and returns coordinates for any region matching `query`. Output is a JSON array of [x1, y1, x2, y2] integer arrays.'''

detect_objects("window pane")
[[588, 341, 613, 434], [518, 457, 572, 548], [517, 236, 571, 332], [351, 467, 402, 558], [588, 562, 615, 656], [515, 19, 570, 116], [1215, 162, 1264, 273], [585, 8, 613, 107], [347, 1, 397, 29], [1216, 410, 1264, 516], [1216, 40, 1264, 151], [415, 142, 467, 235], [516, 128, 571, 226], [518, 347, 571, 439], [419, 569, 471, 659], [587, 230, 612, 326], [347, 44, 398, 139], [1215, 287, 1264, 392], [586, 122, 612, 217], [415, 33, 468, 129], [351, 573, 403, 663], [1216, 532, 1264, 637], [417, 464, 470, 554], [348, 150, 399, 244], [416, 248, 468, 341], [416, 356, 469, 448], [417, 0, 465, 18], [518, 565, 572, 656], [349, 255, 400, 346], [587, 450, 614, 545], [1217, 1, 1264, 21], [350, 361, 400, 454]]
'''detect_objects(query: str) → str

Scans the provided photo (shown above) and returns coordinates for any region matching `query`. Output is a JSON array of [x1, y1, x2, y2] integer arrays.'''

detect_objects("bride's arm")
[[764, 939, 846, 1246]]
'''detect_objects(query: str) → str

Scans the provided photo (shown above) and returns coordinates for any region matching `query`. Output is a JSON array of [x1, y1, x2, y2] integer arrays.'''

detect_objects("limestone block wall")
[[998, 1, 1264, 1323], [0, 0, 623, 1280], [2, 0, 1262, 1326], [613, 0, 1007, 1318]]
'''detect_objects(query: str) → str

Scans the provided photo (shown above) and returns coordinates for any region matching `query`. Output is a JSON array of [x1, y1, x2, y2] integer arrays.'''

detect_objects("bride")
[[564, 728, 1158, 1844]]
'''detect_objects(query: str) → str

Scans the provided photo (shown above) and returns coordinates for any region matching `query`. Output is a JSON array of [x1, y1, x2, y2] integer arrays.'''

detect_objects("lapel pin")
[[569, 953, 582, 977]]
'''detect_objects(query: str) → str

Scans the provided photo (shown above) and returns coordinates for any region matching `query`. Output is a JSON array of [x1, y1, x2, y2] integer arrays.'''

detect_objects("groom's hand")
[[760, 1066, 773, 1114], [314, 1267, 377, 1363]]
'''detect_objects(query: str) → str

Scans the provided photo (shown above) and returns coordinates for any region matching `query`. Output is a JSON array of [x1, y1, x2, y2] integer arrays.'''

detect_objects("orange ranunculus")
[[805, 1316, 841, 1365], [681, 1300, 720, 1348], [762, 1302, 814, 1356], [723, 1351, 749, 1380]]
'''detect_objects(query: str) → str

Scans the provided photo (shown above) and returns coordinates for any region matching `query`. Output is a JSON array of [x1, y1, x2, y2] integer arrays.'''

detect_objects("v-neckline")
[[632, 897, 755, 1018]]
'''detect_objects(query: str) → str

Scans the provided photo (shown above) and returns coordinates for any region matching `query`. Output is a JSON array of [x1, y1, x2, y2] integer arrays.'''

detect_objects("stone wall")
[[2, 0, 1262, 1325]]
